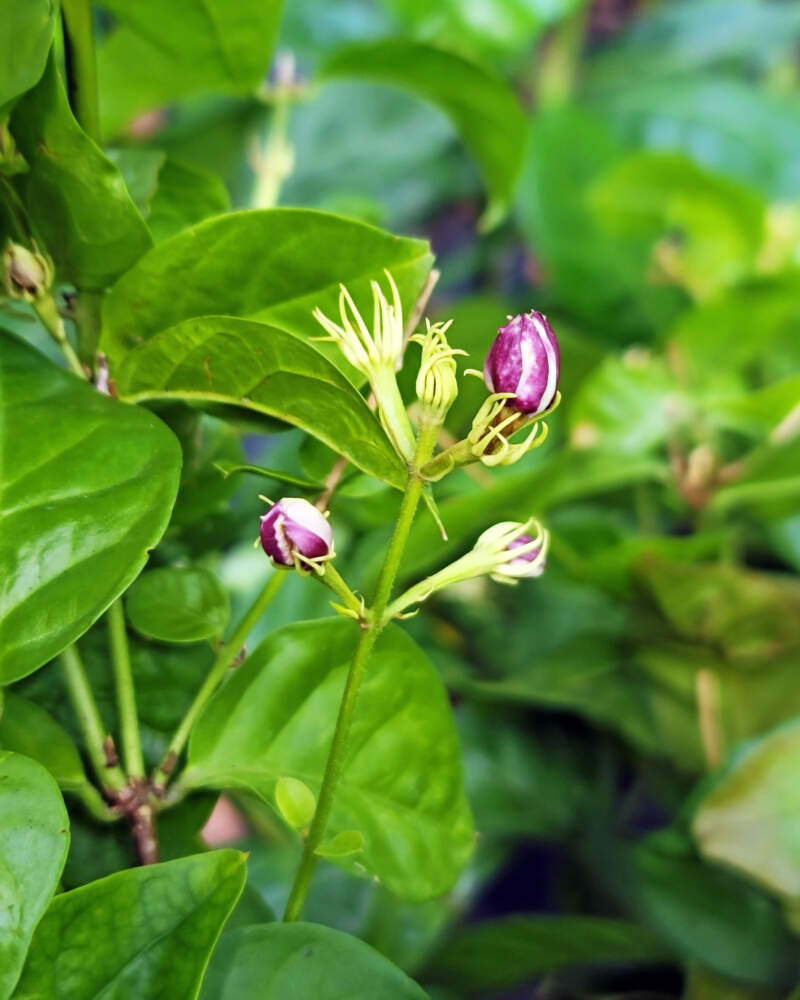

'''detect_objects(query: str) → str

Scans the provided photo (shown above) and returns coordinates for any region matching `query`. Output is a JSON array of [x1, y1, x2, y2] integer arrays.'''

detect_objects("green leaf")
[[10, 55, 152, 290], [15, 850, 246, 1000], [184, 619, 474, 900], [0, 0, 56, 111], [0, 692, 94, 799], [315, 830, 364, 859], [712, 439, 800, 520], [589, 151, 765, 301], [693, 717, 800, 898], [214, 460, 323, 492], [125, 567, 230, 643], [321, 40, 526, 227], [0, 332, 181, 682], [114, 316, 407, 488], [200, 924, 430, 1000], [568, 352, 679, 455], [275, 776, 316, 830], [147, 158, 230, 242], [632, 830, 797, 984], [109, 150, 230, 242], [424, 916, 667, 993], [97, 0, 285, 136], [100, 208, 433, 373], [0, 751, 69, 1000]]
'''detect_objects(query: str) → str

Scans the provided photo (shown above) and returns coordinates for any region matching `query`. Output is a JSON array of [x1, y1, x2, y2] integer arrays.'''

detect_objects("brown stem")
[[130, 802, 159, 865], [402, 268, 439, 344]]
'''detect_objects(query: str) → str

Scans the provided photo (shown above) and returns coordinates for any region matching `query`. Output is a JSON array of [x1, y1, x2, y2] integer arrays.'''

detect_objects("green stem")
[[316, 562, 363, 617], [61, 0, 101, 143], [107, 599, 145, 779], [33, 295, 86, 378], [151, 570, 286, 790], [59, 645, 127, 796], [283, 424, 438, 922]]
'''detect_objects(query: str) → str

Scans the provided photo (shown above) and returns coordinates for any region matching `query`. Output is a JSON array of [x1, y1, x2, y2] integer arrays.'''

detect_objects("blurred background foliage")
[[6, 0, 800, 997]]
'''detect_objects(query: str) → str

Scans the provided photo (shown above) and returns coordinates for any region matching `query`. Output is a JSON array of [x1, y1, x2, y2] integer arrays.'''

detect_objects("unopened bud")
[[412, 319, 465, 424], [260, 497, 334, 572], [475, 521, 547, 583], [484, 311, 560, 415], [3, 242, 51, 301]]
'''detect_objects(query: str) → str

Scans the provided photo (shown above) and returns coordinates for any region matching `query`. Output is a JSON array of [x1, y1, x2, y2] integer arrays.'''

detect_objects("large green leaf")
[[0, 332, 181, 682], [113, 316, 407, 488], [184, 619, 474, 900], [321, 40, 526, 227], [97, 0, 284, 137], [0, 751, 69, 1000], [14, 850, 246, 999], [0, 692, 97, 804], [10, 56, 152, 290], [200, 924, 430, 999], [0, 0, 56, 111], [693, 718, 800, 898], [125, 567, 230, 643], [424, 916, 667, 993], [100, 208, 433, 372]]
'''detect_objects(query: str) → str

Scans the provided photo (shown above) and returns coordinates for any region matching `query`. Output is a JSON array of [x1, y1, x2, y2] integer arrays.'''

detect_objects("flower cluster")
[[259, 273, 562, 607]]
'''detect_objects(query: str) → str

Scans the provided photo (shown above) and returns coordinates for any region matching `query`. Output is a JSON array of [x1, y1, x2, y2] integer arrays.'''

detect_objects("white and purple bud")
[[484, 311, 560, 415], [3, 241, 51, 301], [260, 497, 334, 571], [480, 523, 547, 582]]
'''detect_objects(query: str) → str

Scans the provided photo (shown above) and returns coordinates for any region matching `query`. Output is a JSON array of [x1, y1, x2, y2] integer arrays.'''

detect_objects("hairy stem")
[[59, 644, 127, 796], [283, 424, 439, 922], [316, 562, 363, 617], [151, 570, 287, 790], [107, 599, 145, 779]]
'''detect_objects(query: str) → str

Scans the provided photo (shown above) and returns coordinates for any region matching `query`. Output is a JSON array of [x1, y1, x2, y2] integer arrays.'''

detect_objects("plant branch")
[[151, 570, 287, 791], [107, 599, 145, 779], [283, 423, 439, 922], [59, 644, 128, 796]]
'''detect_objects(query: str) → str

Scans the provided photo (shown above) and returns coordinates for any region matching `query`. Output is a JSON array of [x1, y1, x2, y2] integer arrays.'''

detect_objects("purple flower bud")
[[484, 311, 560, 415], [260, 498, 333, 569], [504, 533, 546, 579]]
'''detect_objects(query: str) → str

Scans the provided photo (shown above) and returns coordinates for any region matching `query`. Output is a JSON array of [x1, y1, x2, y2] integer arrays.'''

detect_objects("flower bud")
[[260, 497, 334, 571], [412, 319, 465, 424], [476, 522, 546, 582], [3, 241, 51, 301], [484, 311, 560, 415]]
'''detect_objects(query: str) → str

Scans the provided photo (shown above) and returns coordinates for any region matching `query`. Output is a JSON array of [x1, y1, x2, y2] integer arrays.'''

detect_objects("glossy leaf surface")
[[101, 208, 433, 372], [14, 850, 246, 999], [114, 316, 407, 488], [0, 751, 69, 1000], [184, 619, 474, 900], [0, 332, 181, 682], [125, 567, 230, 643], [0, 0, 55, 110], [200, 923, 429, 999], [10, 56, 152, 290]]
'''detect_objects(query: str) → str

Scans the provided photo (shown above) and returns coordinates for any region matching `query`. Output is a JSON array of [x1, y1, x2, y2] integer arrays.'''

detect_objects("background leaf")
[[10, 56, 152, 290], [693, 718, 800, 898], [14, 850, 246, 1000], [0, 751, 69, 1000], [0, 332, 181, 682], [321, 39, 526, 226], [125, 567, 230, 643], [97, 0, 285, 137], [200, 923, 430, 999], [184, 619, 474, 900], [423, 916, 668, 993]]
